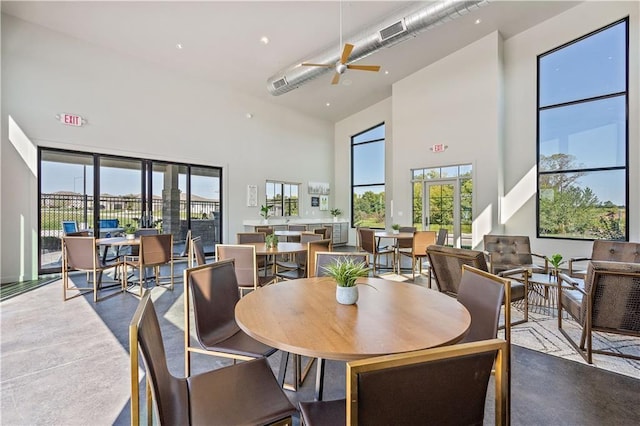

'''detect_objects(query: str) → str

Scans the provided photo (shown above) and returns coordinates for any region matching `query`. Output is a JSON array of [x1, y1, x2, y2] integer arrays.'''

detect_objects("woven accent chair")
[[569, 240, 640, 278], [558, 261, 640, 364], [299, 339, 508, 426], [62, 236, 123, 302], [483, 235, 547, 275], [427, 245, 528, 326], [130, 291, 296, 426], [183, 259, 278, 376], [215, 244, 276, 297], [397, 230, 437, 281]]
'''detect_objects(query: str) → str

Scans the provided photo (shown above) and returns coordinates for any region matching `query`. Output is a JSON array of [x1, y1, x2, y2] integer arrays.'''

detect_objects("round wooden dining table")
[[235, 277, 471, 399]]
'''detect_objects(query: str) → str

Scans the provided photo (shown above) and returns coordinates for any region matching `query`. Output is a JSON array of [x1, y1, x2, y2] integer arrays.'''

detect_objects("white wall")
[[1, 14, 334, 283], [337, 0, 638, 259], [502, 0, 639, 259]]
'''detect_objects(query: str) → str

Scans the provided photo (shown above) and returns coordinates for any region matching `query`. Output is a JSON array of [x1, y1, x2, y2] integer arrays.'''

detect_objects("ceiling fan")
[[301, 1, 381, 85]]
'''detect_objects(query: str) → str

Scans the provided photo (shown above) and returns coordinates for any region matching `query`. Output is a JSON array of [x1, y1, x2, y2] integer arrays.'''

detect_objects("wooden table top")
[[243, 242, 306, 256], [235, 277, 471, 361], [374, 231, 414, 239]]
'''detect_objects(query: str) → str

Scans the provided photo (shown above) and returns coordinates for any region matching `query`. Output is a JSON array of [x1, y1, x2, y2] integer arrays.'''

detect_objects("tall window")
[[266, 181, 299, 217], [352, 123, 385, 228], [537, 19, 628, 240]]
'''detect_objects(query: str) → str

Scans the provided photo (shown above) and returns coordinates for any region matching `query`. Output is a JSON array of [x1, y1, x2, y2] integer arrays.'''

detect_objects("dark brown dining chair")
[[255, 226, 273, 235], [236, 232, 271, 274], [122, 234, 174, 297], [215, 244, 276, 297], [130, 290, 296, 426], [558, 261, 640, 364], [436, 228, 448, 246], [183, 259, 278, 375], [62, 236, 123, 302], [299, 338, 508, 426]]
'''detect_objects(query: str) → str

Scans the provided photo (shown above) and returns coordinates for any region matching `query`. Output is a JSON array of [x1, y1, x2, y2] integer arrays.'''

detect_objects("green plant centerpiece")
[[124, 223, 137, 239], [260, 204, 272, 224], [322, 257, 371, 305], [265, 233, 279, 249], [391, 223, 400, 234], [547, 253, 565, 279]]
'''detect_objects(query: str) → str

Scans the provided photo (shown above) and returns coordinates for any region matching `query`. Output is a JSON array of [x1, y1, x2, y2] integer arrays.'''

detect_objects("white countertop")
[[243, 218, 348, 226]]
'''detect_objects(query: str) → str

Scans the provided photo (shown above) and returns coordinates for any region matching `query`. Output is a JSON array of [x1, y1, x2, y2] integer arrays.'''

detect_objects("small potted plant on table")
[[265, 233, 279, 249], [547, 253, 565, 280], [124, 223, 137, 240], [260, 205, 272, 225], [391, 224, 401, 234], [330, 208, 342, 223], [322, 257, 371, 305]]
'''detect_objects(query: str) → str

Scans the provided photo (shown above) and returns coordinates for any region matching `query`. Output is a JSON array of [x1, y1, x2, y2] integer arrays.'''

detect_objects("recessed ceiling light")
[[260, 36, 269, 45], [176, 43, 183, 49], [246, 113, 253, 119], [384, 70, 389, 75], [475, 18, 482, 25], [326, 102, 331, 107]]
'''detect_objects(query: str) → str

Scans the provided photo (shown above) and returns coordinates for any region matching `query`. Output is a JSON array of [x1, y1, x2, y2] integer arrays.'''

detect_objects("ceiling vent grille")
[[272, 77, 288, 90], [379, 20, 407, 42]]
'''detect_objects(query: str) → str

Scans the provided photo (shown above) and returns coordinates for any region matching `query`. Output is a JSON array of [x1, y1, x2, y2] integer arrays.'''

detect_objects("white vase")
[[126, 233, 135, 240], [262, 218, 268, 225], [333, 216, 338, 222], [392, 229, 399, 234], [336, 285, 358, 305]]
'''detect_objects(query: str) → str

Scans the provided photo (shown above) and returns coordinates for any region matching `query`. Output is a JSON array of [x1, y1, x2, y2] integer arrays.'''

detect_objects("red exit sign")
[[431, 143, 448, 153], [58, 113, 85, 127]]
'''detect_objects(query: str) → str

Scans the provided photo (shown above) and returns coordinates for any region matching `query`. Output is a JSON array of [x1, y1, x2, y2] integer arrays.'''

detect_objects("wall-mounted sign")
[[430, 143, 448, 153], [56, 113, 86, 127]]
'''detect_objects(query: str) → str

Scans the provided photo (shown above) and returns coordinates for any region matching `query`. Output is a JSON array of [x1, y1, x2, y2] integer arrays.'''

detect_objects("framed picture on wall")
[[308, 181, 330, 195], [311, 196, 320, 207], [319, 195, 329, 211]]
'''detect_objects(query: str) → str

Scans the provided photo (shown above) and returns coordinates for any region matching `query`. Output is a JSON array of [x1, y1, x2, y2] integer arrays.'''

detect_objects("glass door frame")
[[423, 179, 460, 247]]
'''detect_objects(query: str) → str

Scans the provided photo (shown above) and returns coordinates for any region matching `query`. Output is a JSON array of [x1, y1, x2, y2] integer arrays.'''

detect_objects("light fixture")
[[475, 18, 481, 25], [325, 102, 331, 107], [246, 113, 253, 119], [260, 36, 269, 45], [384, 70, 390, 75], [176, 43, 183, 49]]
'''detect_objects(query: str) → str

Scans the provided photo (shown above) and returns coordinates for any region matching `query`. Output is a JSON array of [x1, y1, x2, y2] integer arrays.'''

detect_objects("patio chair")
[[130, 291, 296, 426], [62, 236, 123, 303], [299, 338, 508, 426], [558, 261, 640, 364], [183, 259, 278, 376]]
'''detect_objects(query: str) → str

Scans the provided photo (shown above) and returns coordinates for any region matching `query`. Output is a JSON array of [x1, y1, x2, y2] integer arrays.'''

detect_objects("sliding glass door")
[[38, 148, 222, 274]]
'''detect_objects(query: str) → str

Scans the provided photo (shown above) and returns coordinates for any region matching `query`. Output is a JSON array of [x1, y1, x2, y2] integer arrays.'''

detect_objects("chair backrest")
[[288, 224, 307, 232], [582, 261, 640, 333], [306, 239, 332, 278], [255, 226, 273, 235], [483, 235, 533, 273], [215, 244, 257, 289], [436, 228, 448, 245], [237, 232, 265, 244], [412, 230, 437, 254], [140, 234, 173, 266], [130, 291, 189, 426], [190, 236, 206, 266], [185, 259, 242, 354], [323, 225, 333, 241], [397, 227, 416, 249], [346, 339, 508, 425], [426, 245, 488, 296], [355, 227, 369, 251], [313, 227, 328, 239], [61, 220, 79, 235], [358, 228, 377, 254], [591, 240, 640, 264], [63, 236, 100, 270], [300, 232, 323, 244], [315, 252, 369, 277], [98, 218, 119, 229], [176, 229, 192, 258], [458, 265, 507, 343]]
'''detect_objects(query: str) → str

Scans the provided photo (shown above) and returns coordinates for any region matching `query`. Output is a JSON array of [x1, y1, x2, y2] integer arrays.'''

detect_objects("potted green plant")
[[330, 208, 342, 222], [260, 204, 272, 224], [547, 253, 565, 279], [265, 233, 279, 249], [124, 223, 137, 240], [322, 257, 371, 305], [391, 224, 400, 234]]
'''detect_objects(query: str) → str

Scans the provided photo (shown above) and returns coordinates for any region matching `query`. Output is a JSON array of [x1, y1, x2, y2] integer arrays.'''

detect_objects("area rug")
[[508, 309, 640, 380]]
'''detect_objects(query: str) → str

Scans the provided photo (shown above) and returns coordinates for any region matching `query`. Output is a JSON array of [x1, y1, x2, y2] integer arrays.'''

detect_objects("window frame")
[[536, 18, 629, 241], [265, 180, 300, 217], [351, 122, 386, 229]]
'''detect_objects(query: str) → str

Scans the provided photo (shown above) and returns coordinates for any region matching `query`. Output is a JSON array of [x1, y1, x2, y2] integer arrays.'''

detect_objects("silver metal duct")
[[267, 0, 489, 96]]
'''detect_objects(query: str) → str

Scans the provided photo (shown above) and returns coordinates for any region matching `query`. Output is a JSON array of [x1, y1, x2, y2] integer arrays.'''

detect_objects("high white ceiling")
[[2, 1, 581, 122]]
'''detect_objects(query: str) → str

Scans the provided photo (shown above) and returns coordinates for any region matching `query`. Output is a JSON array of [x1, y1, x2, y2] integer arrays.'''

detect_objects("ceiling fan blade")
[[331, 72, 341, 85], [301, 63, 334, 68], [340, 43, 354, 64], [347, 65, 381, 72]]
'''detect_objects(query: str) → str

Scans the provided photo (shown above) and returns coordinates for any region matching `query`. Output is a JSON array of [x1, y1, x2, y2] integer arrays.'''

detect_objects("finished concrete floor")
[[1, 263, 640, 425]]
